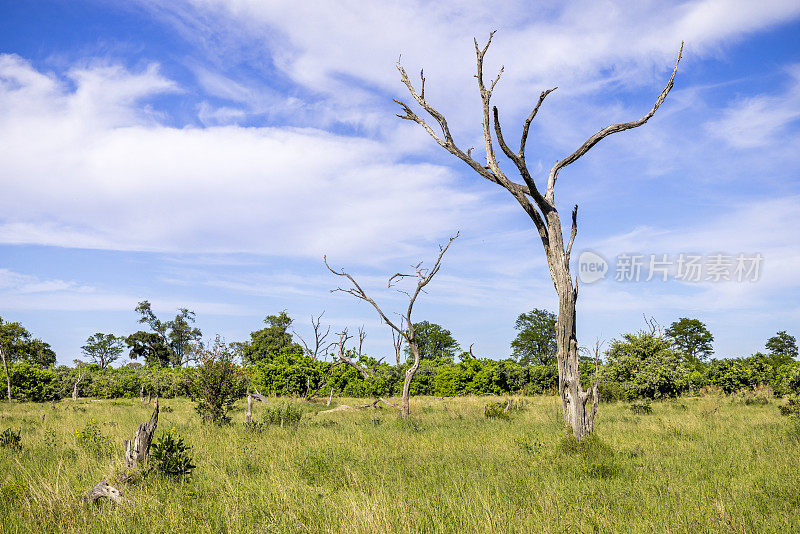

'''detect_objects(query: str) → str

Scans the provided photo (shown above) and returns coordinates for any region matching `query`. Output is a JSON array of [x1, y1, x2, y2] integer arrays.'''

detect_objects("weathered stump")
[[124, 399, 159, 468], [87, 482, 125, 504]]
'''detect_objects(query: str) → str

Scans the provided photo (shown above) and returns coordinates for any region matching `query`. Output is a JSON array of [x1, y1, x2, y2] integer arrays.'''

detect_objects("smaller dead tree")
[[124, 399, 159, 468], [294, 312, 335, 361], [72, 361, 87, 401], [325, 233, 458, 418]]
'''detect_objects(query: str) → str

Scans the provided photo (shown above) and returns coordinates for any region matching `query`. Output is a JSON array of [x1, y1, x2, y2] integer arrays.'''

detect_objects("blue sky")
[[1, 0, 799, 365]]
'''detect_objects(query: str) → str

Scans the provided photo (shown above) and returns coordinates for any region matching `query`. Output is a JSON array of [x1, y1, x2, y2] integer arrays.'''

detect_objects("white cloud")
[[706, 64, 800, 148], [0, 55, 492, 260]]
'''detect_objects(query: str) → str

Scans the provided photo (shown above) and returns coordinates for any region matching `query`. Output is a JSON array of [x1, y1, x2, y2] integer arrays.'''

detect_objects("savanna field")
[[2, 394, 799, 533]]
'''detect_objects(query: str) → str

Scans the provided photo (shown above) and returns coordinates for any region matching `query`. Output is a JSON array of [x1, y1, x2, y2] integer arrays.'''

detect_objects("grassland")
[[1, 394, 799, 533]]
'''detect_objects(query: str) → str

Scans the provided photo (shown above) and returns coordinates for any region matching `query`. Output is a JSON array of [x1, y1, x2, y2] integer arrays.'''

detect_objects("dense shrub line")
[[3, 342, 799, 403]]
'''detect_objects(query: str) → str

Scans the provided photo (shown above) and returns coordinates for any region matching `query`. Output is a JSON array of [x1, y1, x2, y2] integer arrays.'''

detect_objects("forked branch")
[[546, 42, 684, 200]]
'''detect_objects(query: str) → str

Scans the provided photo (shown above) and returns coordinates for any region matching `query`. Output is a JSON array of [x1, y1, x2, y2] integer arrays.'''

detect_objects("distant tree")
[[0, 317, 56, 370], [766, 331, 798, 361], [405, 321, 460, 362], [134, 301, 203, 367], [81, 333, 124, 369], [237, 311, 303, 365], [125, 331, 172, 367], [665, 318, 714, 367], [511, 309, 557, 365]]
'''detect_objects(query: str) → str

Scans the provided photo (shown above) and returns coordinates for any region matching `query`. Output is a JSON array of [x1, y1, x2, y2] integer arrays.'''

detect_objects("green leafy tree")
[[0, 316, 56, 367], [134, 301, 203, 367], [766, 331, 798, 364], [125, 331, 172, 367], [602, 332, 689, 400], [511, 308, 557, 365], [194, 336, 247, 425], [81, 333, 124, 369], [405, 321, 460, 362], [665, 318, 714, 367], [237, 311, 303, 365]]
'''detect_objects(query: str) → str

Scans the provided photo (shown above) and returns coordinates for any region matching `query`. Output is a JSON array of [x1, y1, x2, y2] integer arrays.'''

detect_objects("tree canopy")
[[406, 321, 460, 363], [81, 333, 124, 369], [237, 311, 303, 365], [0, 316, 56, 367], [511, 309, 557, 365], [665, 318, 714, 367], [134, 301, 203, 367], [766, 331, 798, 360]]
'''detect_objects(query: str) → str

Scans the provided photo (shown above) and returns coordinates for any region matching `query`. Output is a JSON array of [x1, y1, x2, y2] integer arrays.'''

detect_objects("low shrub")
[[779, 397, 800, 417], [75, 419, 111, 455], [629, 402, 653, 415], [0, 428, 22, 452], [150, 431, 195, 479], [484, 401, 511, 419]]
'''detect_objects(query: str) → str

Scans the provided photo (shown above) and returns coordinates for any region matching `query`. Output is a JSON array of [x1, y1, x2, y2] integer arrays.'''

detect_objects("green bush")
[[602, 332, 689, 400], [0, 361, 55, 402], [779, 397, 800, 417], [194, 337, 247, 425], [150, 431, 195, 479], [0, 428, 22, 452]]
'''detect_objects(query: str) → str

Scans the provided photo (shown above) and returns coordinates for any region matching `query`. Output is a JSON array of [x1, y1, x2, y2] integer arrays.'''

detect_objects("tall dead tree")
[[395, 33, 682, 439], [325, 234, 457, 418], [1, 345, 10, 402]]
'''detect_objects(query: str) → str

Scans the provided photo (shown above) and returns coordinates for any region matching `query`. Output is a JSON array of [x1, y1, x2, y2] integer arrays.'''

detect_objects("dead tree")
[[72, 361, 87, 401], [294, 312, 335, 361], [124, 399, 159, 468], [1, 345, 10, 402], [395, 33, 682, 439], [325, 233, 458, 418]]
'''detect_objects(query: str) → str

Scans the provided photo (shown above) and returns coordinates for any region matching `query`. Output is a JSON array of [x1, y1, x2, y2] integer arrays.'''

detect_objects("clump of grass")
[[263, 403, 303, 427], [733, 385, 773, 405], [629, 402, 653, 415], [514, 435, 543, 454], [150, 430, 195, 479], [0, 427, 22, 451], [557, 433, 621, 479]]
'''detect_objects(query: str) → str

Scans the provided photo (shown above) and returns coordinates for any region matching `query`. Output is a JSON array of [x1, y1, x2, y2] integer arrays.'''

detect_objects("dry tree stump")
[[124, 399, 159, 468], [87, 482, 126, 504]]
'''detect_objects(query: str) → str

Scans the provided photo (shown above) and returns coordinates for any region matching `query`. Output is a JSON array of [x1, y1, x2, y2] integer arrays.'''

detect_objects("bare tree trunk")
[[124, 399, 159, 468], [327, 389, 333, 406], [245, 393, 253, 423], [0, 346, 10, 402], [400, 336, 420, 419], [394, 34, 682, 438]]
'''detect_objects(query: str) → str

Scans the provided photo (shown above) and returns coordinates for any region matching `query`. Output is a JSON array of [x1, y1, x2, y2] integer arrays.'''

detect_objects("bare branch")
[[547, 43, 684, 200], [520, 88, 557, 159], [565, 204, 578, 263]]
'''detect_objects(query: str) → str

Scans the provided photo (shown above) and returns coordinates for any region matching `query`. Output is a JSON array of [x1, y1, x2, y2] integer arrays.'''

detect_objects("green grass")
[[1, 394, 799, 533]]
